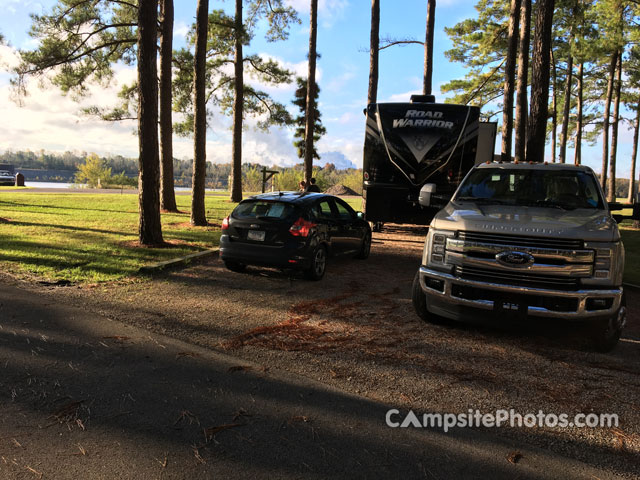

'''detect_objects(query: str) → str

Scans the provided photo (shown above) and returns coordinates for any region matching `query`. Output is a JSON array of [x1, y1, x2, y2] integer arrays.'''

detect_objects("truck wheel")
[[412, 271, 447, 325], [305, 245, 327, 281], [590, 293, 626, 353], [355, 232, 371, 259], [224, 261, 246, 273]]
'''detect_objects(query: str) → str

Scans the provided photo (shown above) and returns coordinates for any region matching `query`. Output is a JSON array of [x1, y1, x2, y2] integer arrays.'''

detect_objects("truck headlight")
[[423, 229, 456, 267], [583, 241, 624, 286]]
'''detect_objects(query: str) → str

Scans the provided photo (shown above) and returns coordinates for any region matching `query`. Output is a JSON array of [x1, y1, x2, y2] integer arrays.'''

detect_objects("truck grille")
[[447, 231, 593, 290], [457, 232, 583, 250], [456, 266, 580, 291]]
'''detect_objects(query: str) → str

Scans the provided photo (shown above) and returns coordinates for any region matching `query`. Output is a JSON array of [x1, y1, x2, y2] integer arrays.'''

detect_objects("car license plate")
[[247, 230, 265, 241]]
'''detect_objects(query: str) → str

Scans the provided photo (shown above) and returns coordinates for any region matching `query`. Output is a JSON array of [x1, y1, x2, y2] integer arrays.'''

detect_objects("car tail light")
[[289, 217, 315, 237], [222, 216, 230, 230]]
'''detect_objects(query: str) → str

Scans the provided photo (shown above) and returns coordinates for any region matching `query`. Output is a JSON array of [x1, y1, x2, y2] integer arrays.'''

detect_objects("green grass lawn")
[[620, 228, 640, 285], [10, 191, 635, 287], [0, 192, 235, 283]]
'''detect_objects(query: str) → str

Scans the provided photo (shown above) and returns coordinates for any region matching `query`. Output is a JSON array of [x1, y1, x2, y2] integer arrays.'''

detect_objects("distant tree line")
[[0, 149, 362, 193]]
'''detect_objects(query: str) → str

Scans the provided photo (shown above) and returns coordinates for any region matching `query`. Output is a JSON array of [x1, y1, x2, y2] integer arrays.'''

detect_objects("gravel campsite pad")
[[22, 224, 640, 477]]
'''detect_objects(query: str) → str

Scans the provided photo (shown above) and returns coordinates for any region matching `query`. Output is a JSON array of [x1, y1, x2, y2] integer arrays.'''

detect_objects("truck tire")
[[590, 293, 626, 353], [412, 271, 447, 325]]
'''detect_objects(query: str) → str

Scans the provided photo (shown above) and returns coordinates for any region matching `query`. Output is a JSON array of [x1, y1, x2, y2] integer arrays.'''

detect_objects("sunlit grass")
[[0, 192, 236, 283]]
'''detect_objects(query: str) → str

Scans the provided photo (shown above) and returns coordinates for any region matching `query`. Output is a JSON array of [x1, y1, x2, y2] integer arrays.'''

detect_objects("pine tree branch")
[[464, 57, 507, 105], [379, 38, 423, 51], [20, 38, 136, 75]]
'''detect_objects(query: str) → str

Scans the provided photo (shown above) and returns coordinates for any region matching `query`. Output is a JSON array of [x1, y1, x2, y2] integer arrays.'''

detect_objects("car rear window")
[[233, 200, 296, 219]]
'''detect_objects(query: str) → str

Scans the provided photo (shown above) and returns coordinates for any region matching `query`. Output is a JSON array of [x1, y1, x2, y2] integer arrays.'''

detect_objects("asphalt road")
[[0, 283, 624, 480]]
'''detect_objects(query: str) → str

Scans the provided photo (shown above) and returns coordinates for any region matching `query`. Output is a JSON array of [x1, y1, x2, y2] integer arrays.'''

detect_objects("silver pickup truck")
[[413, 162, 628, 352]]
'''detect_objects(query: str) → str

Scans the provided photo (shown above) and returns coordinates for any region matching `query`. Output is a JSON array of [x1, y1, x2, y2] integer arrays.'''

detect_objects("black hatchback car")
[[220, 192, 371, 280]]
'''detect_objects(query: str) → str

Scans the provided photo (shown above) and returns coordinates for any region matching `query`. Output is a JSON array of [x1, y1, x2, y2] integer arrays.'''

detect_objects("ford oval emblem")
[[496, 251, 534, 267]]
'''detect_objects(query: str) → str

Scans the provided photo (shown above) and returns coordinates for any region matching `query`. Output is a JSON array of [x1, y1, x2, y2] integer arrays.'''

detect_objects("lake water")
[[25, 181, 74, 189], [25, 181, 222, 192]]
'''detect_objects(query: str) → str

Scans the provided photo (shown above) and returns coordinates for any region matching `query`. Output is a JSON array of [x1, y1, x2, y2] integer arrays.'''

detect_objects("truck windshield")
[[454, 168, 604, 209]]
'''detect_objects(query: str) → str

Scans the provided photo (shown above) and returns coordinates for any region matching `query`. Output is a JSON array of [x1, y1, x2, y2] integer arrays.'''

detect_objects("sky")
[[0, 0, 636, 178]]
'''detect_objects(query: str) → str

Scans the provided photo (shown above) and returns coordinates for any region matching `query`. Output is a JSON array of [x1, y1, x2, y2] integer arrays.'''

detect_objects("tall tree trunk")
[[423, 0, 436, 95], [526, 0, 555, 163], [501, 0, 521, 162], [230, 0, 244, 202], [514, 0, 531, 162], [574, 62, 583, 165], [601, 52, 617, 191], [137, 0, 163, 245], [559, 54, 573, 164], [628, 100, 640, 205], [191, 0, 208, 225], [304, 0, 318, 184], [159, 0, 177, 212], [550, 48, 557, 163], [607, 49, 622, 202], [367, 0, 379, 105]]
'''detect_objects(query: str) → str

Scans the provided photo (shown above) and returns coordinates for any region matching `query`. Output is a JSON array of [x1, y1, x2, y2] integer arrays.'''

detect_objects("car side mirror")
[[419, 183, 437, 207], [612, 214, 624, 224], [356, 211, 364, 219], [608, 201, 623, 211]]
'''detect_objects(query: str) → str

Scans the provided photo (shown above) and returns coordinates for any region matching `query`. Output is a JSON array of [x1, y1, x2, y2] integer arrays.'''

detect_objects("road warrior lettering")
[[405, 110, 442, 118], [392, 118, 455, 129]]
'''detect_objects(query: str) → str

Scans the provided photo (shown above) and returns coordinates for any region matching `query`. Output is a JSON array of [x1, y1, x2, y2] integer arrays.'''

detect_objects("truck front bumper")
[[418, 266, 623, 321]]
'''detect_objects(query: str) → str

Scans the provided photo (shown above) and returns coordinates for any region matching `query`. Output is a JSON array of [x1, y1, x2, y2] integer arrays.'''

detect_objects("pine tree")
[[304, 0, 319, 185], [292, 77, 326, 160], [138, 0, 163, 245], [191, 0, 208, 226]]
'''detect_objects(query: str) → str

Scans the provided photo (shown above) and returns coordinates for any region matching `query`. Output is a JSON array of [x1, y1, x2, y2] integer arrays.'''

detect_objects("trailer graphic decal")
[[397, 132, 441, 164], [375, 104, 473, 185]]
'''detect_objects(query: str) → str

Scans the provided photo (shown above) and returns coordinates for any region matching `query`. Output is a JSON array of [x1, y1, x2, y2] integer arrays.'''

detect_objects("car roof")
[[475, 162, 594, 173], [244, 191, 332, 204]]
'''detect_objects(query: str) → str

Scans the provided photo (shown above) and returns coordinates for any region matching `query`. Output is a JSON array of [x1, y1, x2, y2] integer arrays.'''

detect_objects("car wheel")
[[590, 293, 626, 353], [369, 221, 383, 232], [305, 245, 327, 280], [412, 271, 448, 325], [224, 260, 246, 273], [355, 232, 372, 259]]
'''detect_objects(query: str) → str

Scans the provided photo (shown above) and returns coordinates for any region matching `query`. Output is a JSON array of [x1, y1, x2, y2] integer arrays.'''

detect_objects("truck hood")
[[432, 202, 619, 243]]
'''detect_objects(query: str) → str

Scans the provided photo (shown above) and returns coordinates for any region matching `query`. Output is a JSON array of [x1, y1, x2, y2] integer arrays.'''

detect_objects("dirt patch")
[[324, 184, 359, 196]]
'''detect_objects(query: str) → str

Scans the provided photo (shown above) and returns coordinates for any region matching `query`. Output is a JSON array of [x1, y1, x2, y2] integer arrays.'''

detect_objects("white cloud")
[[286, 0, 350, 27], [247, 54, 315, 95], [0, 44, 357, 171], [316, 150, 355, 169], [385, 88, 421, 104], [324, 69, 355, 93]]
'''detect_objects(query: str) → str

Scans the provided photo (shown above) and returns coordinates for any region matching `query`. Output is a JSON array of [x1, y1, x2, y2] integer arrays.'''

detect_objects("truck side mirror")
[[419, 183, 437, 207]]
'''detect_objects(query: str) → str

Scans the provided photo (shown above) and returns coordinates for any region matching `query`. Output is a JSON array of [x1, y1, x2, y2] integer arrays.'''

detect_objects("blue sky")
[[0, 0, 635, 178]]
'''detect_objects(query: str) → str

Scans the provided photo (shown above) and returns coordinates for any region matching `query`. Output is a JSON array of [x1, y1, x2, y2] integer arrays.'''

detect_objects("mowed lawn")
[[1, 190, 637, 285], [0, 192, 235, 283]]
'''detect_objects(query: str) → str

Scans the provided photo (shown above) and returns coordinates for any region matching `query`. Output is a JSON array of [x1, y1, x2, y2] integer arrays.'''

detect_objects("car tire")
[[305, 245, 327, 281], [590, 293, 626, 353], [369, 221, 383, 232], [355, 232, 372, 259], [224, 260, 246, 273], [412, 271, 448, 325]]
